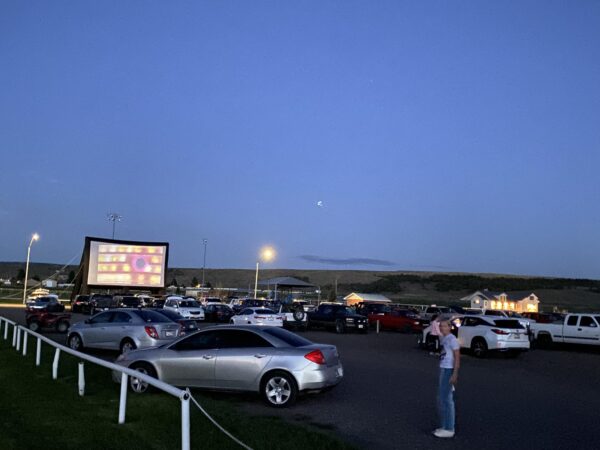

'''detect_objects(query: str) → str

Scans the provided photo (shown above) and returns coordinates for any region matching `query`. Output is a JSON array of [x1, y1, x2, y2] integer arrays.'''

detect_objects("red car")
[[368, 309, 425, 333]]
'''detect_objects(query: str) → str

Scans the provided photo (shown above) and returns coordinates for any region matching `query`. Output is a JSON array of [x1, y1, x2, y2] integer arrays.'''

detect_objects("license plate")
[[512, 333, 520, 339], [268, 317, 273, 321], [165, 331, 175, 337], [358, 325, 364, 329]]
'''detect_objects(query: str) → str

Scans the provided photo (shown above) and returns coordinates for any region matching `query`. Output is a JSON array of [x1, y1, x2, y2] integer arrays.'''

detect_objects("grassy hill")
[[1, 262, 599, 312]]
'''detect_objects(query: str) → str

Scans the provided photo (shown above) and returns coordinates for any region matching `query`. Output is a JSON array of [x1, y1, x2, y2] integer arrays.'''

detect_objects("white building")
[[460, 290, 540, 313], [42, 279, 57, 288]]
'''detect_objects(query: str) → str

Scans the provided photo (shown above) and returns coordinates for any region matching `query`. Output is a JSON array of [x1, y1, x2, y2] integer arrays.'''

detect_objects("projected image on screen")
[[87, 241, 167, 287]]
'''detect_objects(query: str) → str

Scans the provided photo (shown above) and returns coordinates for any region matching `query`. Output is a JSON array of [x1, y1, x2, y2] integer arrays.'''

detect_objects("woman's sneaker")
[[433, 429, 455, 438]]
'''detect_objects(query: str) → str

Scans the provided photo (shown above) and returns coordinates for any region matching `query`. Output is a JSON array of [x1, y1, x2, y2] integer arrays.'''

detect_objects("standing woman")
[[434, 319, 460, 438]]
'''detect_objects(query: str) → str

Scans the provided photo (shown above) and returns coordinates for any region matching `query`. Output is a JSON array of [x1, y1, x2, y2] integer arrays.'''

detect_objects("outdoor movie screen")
[[86, 240, 167, 288]]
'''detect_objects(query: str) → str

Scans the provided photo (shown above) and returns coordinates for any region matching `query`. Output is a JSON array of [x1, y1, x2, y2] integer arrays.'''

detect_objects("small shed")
[[258, 277, 315, 303], [344, 293, 392, 306]]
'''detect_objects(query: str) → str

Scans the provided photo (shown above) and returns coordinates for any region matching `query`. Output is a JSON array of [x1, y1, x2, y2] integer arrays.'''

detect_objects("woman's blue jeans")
[[438, 368, 455, 431]]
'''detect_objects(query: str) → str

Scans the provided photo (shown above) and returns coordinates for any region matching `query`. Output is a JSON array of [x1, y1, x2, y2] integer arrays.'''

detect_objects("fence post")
[[12, 324, 17, 347], [36, 337, 41, 366], [181, 392, 190, 450], [52, 348, 60, 380], [22, 331, 28, 356], [118, 372, 128, 424], [78, 363, 85, 396], [376, 320, 380, 334], [16, 327, 21, 351], [3, 320, 8, 340]]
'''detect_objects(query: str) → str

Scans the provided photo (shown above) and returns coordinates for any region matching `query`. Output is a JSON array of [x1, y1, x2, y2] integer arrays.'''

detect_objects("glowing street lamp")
[[254, 246, 276, 298], [22, 233, 40, 304]]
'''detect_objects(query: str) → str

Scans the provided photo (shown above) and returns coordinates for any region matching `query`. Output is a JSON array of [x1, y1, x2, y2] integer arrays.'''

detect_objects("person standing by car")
[[433, 319, 460, 439], [429, 315, 441, 355]]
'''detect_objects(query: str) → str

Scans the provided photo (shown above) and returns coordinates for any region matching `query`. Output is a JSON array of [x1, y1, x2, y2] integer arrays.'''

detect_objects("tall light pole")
[[23, 233, 40, 304], [201, 238, 208, 291], [254, 246, 275, 298], [107, 212, 122, 239]]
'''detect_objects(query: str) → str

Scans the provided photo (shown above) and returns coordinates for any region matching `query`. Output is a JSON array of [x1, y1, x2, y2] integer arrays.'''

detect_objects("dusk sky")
[[1, 1, 599, 279]]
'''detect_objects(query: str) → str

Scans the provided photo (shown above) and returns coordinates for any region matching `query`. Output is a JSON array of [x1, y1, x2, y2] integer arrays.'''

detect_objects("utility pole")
[[107, 213, 122, 239], [201, 239, 208, 292]]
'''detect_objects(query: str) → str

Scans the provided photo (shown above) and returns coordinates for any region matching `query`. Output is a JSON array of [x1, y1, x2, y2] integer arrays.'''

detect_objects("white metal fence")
[[0, 316, 191, 450]]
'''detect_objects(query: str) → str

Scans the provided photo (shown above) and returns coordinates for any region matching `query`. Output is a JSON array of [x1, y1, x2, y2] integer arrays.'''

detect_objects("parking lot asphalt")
[[3, 307, 600, 450]]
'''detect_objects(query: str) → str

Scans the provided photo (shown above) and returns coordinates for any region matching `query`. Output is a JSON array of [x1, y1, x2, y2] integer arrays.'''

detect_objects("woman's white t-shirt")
[[439, 334, 460, 369]]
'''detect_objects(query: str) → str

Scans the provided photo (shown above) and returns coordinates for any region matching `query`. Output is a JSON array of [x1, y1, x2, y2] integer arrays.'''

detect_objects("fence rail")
[[0, 316, 190, 450]]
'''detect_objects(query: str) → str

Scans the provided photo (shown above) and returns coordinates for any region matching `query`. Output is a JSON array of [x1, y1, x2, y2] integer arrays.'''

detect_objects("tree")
[[32, 274, 41, 281], [16, 269, 25, 281], [191, 276, 199, 287], [169, 278, 178, 287], [67, 270, 76, 283]]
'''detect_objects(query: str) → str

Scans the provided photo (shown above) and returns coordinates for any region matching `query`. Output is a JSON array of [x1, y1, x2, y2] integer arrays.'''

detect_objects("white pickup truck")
[[530, 314, 600, 347]]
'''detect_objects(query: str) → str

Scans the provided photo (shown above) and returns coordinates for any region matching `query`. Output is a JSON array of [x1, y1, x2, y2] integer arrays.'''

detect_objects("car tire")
[[68, 333, 84, 351], [55, 320, 70, 334], [261, 370, 298, 408], [120, 338, 137, 354], [129, 362, 157, 394], [536, 333, 553, 349], [471, 337, 488, 358], [28, 320, 41, 333], [335, 320, 346, 334]]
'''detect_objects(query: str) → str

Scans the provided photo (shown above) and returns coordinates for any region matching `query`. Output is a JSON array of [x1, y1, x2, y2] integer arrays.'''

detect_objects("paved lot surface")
[[3, 306, 600, 449]]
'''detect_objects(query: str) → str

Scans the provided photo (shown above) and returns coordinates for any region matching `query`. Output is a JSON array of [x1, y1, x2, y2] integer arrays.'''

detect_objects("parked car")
[[151, 298, 166, 308], [521, 312, 562, 324], [230, 307, 284, 327], [90, 294, 119, 315], [113, 325, 344, 407], [150, 308, 199, 336], [355, 302, 390, 317], [229, 298, 269, 314], [116, 295, 144, 309], [307, 304, 368, 334], [203, 303, 234, 323], [421, 315, 530, 357], [163, 297, 205, 321], [26, 295, 64, 313], [420, 306, 452, 321], [277, 303, 308, 331], [71, 295, 93, 314], [67, 309, 181, 353], [368, 309, 425, 333], [530, 314, 600, 347], [482, 309, 509, 318]]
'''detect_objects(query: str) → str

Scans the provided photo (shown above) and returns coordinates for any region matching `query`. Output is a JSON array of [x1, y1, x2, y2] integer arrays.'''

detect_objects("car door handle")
[[202, 355, 215, 360], [254, 354, 267, 358]]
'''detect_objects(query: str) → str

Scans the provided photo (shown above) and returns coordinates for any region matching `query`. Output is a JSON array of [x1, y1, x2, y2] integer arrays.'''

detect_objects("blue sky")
[[1, 1, 599, 278]]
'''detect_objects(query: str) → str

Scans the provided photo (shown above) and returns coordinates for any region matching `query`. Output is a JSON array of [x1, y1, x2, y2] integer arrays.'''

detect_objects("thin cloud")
[[299, 255, 395, 267]]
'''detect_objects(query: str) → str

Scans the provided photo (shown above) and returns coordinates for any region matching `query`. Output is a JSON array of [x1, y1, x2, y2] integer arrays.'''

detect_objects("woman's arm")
[[450, 348, 460, 385]]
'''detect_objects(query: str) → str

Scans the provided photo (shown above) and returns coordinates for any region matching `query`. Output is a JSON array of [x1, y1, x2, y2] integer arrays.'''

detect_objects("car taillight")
[[491, 328, 509, 335], [145, 326, 159, 339], [304, 349, 325, 365]]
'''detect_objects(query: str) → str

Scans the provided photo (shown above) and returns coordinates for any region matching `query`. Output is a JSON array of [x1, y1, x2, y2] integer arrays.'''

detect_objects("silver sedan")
[[114, 325, 344, 407], [68, 309, 181, 354]]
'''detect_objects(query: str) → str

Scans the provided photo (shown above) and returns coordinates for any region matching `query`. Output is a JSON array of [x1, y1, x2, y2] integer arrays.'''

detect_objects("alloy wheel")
[[265, 377, 292, 405]]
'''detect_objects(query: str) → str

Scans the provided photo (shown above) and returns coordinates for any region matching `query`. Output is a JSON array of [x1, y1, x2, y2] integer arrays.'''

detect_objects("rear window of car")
[[153, 309, 179, 320], [179, 300, 200, 307], [132, 310, 172, 323], [254, 309, 275, 314], [493, 319, 524, 329], [262, 327, 313, 347]]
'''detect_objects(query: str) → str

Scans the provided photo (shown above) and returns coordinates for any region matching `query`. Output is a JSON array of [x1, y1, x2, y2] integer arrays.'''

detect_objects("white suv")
[[459, 315, 529, 357], [163, 296, 205, 321]]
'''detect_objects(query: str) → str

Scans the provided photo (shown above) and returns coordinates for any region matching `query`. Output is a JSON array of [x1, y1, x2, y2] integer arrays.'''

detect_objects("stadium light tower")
[[107, 213, 122, 239], [22, 233, 40, 304], [254, 246, 276, 298]]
